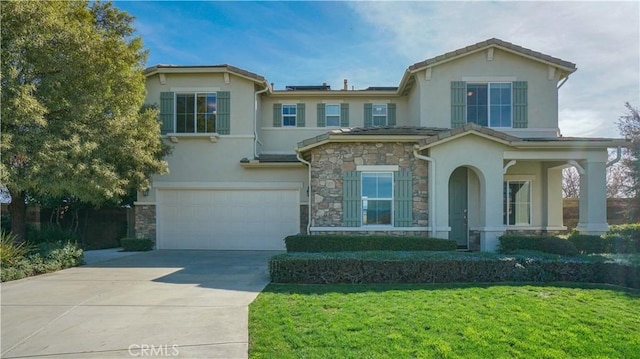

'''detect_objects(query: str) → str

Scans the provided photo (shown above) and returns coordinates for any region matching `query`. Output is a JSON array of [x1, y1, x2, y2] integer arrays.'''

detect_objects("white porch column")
[[576, 160, 609, 235], [545, 165, 566, 230], [480, 169, 505, 252]]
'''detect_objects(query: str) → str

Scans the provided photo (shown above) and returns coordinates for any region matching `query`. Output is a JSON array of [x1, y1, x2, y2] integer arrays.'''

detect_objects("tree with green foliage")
[[617, 102, 640, 201], [1, 1, 169, 241]]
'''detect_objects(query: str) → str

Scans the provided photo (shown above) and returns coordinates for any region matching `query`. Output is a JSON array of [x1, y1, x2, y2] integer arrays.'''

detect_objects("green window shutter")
[[342, 171, 361, 227], [364, 103, 373, 127], [273, 103, 282, 127], [394, 170, 413, 227], [387, 103, 397, 126], [340, 103, 349, 127], [513, 81, 528, 128], [297, 103, 306, 127], [216, 91, 231, 135], [159, 92, 174, 134], [317, 103, 326, 127], [451, 81, 466, 128]]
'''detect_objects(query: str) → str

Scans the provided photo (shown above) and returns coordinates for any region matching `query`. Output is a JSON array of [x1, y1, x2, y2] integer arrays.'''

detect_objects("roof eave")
[[297, 134, 427, 153], [144, 65, 269, 88], [271, 90, 399, 97], [512, 139, 630, 149]]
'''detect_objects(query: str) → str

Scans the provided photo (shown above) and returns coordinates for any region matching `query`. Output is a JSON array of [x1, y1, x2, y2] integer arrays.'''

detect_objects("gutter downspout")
[[296, 151, 312, 235], [413, 148, 437, 238], [606, 146, 622, 167], [254, 85, 270, 159]]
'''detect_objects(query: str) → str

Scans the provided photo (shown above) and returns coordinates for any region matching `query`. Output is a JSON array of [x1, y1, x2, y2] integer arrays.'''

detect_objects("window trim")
[[325, 103, 341, 127], [282, 104, 297, 127], [372, 104, 388, 127], [361, 171, 394, 227], [174, 92, 217, 134], [466, 82, 513, 128], [503, 179, 532, 226]]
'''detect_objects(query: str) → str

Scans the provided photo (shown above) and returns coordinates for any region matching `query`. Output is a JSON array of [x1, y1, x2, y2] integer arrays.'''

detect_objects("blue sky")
[[113, 1, 640, 138]]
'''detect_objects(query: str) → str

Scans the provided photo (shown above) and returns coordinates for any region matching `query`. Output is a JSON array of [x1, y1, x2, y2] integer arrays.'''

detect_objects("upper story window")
[[362, 172, 393, 226], [176, 93, 217, 133], [467, 83, 512, 128], [325, 104, 340, 127], [282, 104, 297, 127], [452, 81, 526, 129], [372, 104, 388, 126]]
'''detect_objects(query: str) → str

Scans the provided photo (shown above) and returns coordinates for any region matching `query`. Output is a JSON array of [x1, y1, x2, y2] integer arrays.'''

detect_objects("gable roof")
[[297, 126, 449, 152], [143, 64, 269, 87], [399, 38, 577, 95], [410, 38, 576, 72], [416, 123, 628, 150]]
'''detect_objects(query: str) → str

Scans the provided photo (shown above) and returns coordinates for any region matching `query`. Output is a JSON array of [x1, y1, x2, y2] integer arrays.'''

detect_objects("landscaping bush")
[[0, 230, 34, 267], [284, 235, 457, 252], [499, 235, 578, 256], [120, 237, 154, 251], [568, 233, 611, 254], [0, 239, 84, 282], [567, 226, 639, 254], [26, 224, 78, 244], [269, 251, 640, 289], [609, 223, 640, 240]]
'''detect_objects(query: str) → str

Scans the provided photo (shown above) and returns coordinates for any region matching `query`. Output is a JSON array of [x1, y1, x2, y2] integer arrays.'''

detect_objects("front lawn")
[[249, 283, 640, 358]]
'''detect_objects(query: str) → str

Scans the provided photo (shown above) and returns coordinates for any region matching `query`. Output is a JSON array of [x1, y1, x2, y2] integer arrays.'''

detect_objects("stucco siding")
[[416, 48, 560, 134], [145, 72, 258, 135], [142, 137, 308, 202], [259, 96, 410, 153]]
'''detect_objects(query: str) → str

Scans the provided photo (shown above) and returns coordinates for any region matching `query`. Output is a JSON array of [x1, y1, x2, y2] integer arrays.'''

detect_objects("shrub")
[[567, 226, 639, 254], [0, 240, 84, 282], [284, 235, 457, 252], [0, 230, 34, 267], [121, 237, 154, 251], [609, 223, 640, 240], [269, 251, 639, 289], [568, 233, 611, 254], [499, 235, 578, 256], [27, 225, 78, 244]]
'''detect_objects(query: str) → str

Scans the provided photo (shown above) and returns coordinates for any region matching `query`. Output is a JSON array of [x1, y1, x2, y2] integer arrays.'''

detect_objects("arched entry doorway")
[[449, 167, 468, 248], [448, 166, 482, 250]]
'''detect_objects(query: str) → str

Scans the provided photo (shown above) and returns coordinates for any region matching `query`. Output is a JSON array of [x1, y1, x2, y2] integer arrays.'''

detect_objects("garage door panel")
[[157, 188, 299, 250]]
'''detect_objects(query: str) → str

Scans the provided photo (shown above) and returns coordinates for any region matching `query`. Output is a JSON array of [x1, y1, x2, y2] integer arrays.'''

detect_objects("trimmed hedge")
[[284, 235, 457, 252], [120, 238, 154, 251], [609, 223, 640, 240], [568, 230, 639, 254], [269, 251, 640, 289], [499, 235, 578, 256]]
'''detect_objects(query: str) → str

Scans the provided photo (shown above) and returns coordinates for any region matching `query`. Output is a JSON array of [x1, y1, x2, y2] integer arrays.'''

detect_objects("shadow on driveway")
[[1, 250, 281, 359]]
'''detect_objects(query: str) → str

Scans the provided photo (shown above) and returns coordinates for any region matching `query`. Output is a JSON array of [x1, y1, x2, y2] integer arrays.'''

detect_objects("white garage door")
[[156, 189, 299, 250]]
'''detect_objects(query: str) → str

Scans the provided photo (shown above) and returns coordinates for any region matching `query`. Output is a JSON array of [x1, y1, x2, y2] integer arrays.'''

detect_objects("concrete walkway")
[[1, 250, 278, 358]]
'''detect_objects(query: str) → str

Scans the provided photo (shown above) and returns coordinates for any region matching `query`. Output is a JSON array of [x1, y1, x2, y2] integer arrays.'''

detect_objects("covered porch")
[[416, 124, 627, 252]]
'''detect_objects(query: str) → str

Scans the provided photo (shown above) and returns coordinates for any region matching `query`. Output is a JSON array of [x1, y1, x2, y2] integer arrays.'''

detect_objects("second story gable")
[[144, 64, 269, 139], [398, 38, 577, 137]]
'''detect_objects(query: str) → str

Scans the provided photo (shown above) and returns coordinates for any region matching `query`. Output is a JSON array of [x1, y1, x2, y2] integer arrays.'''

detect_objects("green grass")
[[249, 283, 640, 358]]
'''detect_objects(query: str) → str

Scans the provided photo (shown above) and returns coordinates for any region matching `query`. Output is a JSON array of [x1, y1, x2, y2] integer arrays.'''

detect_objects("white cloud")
[[347, 1, 640, 138]]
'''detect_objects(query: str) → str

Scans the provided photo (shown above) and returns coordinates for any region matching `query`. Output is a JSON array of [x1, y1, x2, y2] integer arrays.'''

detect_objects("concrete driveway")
[[1, 250, 277, 358]]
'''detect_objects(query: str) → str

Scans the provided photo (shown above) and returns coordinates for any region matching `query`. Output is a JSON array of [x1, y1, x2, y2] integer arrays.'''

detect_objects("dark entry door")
[[449, 167, 468, 248]]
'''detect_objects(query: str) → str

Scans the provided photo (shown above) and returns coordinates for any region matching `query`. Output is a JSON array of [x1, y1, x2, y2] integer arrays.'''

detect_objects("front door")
[[449, 167, 468, 248]]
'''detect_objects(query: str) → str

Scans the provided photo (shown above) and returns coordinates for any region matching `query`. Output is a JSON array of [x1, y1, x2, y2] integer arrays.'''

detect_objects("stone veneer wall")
[[135, 204, 156, 242], [505, 229, 567, 236], [309, 142, 428, 229], [300, 204, 309, 234]]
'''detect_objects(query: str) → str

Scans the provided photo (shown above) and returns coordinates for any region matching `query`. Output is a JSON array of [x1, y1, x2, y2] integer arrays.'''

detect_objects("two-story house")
[[135, 38, 627, 251]]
